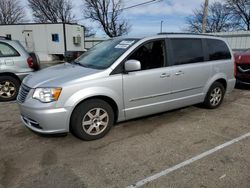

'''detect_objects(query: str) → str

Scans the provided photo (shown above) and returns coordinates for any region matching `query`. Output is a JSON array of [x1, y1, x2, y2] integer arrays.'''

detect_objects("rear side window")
[[206, 39, 231, 61], [0, 42, 19, 57], [171, 38, 204, 65]]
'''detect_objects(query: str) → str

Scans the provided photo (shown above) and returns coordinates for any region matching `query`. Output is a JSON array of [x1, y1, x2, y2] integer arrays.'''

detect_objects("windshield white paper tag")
[[115, 40, 135, 49]]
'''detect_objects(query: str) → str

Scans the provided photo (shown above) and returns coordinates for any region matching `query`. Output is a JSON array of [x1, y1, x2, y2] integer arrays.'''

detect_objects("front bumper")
[[18, 103, 71, 134], [236, 79, 250, 85], [236, 64, 250, 85]]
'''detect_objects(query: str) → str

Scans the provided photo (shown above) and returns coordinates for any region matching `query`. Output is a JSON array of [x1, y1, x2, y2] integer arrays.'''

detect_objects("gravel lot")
[[0, 87, 250, 188]]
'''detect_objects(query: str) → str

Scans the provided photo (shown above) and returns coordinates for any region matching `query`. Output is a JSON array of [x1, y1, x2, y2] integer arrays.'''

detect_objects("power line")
[[120, 0, 163, 11], [75, 0, 163, 21]]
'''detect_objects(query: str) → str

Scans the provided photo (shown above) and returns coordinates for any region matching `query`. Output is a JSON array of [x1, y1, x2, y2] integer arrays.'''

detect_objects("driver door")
[[122, 39, 173, 119]]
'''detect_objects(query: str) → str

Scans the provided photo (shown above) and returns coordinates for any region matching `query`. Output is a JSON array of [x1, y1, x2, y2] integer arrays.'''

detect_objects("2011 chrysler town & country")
[[17, 34, 236, 140]]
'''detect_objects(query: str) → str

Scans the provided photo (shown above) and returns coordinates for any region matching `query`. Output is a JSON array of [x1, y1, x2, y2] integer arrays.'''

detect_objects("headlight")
[[33, 88, 62, 103]]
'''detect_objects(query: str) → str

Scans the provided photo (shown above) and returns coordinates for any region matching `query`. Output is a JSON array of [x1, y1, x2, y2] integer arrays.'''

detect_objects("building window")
[[6, 34, 11, 40], [52, 34, 59, 42]]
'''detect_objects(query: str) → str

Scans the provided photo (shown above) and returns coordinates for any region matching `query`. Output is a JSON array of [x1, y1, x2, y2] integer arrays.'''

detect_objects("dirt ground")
[[0, 88, 250, 188]]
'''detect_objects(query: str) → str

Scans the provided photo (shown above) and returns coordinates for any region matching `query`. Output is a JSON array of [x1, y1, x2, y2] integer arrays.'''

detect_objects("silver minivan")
[[0, 38, 39, 101], [17, 34, 236, 140]]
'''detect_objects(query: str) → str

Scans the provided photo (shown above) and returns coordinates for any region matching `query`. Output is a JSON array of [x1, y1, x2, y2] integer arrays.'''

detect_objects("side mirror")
[[124, 60, 141, 72]]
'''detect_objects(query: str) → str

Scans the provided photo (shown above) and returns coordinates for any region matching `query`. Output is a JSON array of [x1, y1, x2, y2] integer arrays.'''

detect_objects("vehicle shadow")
[[235, 84, 250, 90], [29, 129, 68, 138]]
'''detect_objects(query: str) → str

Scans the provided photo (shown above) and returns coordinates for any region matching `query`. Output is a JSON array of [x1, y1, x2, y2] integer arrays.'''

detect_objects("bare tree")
[[226, 0, 250, 30], [84, 26, 96, 37], [186, 2, 236, 33], [28, 0, 75, 23], [0, 0, 26, 24], [83, 0, 130, 37]]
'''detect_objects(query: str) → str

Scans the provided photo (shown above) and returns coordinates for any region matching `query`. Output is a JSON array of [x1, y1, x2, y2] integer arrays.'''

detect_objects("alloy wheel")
[[0, 80, 16, 99], [82, 108, 109, 136], [209, 87, 222, 106]]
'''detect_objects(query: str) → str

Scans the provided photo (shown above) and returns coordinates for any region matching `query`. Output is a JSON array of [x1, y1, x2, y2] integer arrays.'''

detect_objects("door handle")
[[175, 71, 184, 76], [160, 73, 170, 78]]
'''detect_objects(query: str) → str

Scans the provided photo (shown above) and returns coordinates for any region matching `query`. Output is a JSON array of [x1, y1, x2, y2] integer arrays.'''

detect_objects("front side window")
[[171, 38, 204, 65], [206, 39, 231, 61], [0, 43, 19, 57], [76, 38, 139, 69], [128, 40, 166, 70]]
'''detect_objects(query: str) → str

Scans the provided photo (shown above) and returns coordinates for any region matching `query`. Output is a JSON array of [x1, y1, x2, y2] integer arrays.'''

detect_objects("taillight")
[[27, 57, 33, 68]]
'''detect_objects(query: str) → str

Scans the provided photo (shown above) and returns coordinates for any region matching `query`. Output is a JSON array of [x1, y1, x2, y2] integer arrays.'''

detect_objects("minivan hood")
[[23, 63, 102, 88]]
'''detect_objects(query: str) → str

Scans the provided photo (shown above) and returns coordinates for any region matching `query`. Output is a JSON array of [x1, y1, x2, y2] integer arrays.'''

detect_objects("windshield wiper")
[[71, 61, 103, 69], [71, 61, 86, 67], [72, 61, 95, 69], [71, 60, 80, 65]]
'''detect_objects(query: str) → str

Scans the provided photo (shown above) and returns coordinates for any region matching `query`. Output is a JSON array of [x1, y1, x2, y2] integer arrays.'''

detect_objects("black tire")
[[29, 52, 40, 71], [203, 82, 225, 109], [0, 76, 20, 102], [70, 99, 114, 141]]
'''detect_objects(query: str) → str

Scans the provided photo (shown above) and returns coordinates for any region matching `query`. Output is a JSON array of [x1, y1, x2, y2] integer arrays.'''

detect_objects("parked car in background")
[[17, 34, 235, 141], [0, 37, 40, 101], [234, 49, 250, 85]]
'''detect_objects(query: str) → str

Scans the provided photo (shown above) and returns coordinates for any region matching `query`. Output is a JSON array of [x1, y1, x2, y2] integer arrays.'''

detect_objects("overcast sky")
[[20, 0, 215, 37]]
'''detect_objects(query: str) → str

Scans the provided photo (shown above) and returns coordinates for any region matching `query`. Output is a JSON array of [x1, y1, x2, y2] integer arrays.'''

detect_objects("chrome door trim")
[[129, 86, 203, 102]]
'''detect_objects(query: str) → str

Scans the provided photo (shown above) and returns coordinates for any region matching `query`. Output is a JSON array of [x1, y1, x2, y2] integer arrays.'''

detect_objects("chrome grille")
[[237, 64, 250, 72], [17, 84, 31, 103]]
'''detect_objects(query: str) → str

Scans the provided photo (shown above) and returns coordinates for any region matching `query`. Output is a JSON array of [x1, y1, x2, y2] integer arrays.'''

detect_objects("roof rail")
[[0, 36, 11, 40], [157, 32, 216, 37]]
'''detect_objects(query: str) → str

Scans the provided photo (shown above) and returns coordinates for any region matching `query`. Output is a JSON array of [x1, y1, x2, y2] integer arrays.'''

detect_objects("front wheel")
[[70, 99, 114, 141], [203, 82, 225, 109], [0, 76, 20, 102]]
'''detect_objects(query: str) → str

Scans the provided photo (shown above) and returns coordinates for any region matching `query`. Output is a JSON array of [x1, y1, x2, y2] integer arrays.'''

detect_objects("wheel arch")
[[69, 95, 120, 132], [0, 72, 21, 83], [214, 78, 227, 90], [204, 74, 228, 95]]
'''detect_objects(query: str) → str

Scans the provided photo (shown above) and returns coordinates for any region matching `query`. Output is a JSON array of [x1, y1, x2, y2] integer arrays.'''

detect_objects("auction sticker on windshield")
[[115, 40, 135, 49]]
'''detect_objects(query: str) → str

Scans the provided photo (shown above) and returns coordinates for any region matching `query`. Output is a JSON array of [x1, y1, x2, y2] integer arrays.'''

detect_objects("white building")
[[0, 23, 85, 61], [213, 31, 250, 51]]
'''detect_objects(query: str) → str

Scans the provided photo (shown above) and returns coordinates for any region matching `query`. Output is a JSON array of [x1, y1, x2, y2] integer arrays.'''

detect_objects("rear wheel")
[[203, 82, 225, 109], [0, 76, 20, 102], [70, 99, 114, 141]]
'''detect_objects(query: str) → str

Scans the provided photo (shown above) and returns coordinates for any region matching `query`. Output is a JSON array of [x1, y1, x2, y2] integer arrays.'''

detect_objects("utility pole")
[[160, 21, 163, 33], [202, 0, 209, 33]]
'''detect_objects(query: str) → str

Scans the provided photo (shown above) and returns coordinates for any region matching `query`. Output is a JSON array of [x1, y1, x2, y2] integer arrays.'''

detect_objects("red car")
[[234, 49, 250, 85]]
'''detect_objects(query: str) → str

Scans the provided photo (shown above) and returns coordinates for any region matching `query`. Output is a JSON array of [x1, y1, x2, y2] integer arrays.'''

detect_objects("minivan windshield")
[[75, 38, 139, 69]]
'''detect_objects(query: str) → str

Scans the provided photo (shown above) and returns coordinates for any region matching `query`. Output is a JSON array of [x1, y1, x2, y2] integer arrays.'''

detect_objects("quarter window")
[[0, 43, 19, 57], [171, 39, 204, 65], [128, 40, 166, 70], [206, 39, 231, 61]]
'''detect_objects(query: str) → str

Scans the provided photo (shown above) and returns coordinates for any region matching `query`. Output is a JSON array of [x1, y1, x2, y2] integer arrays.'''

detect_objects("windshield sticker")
[[115, 40, 135, 49], [120, 40, 135, 45]]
